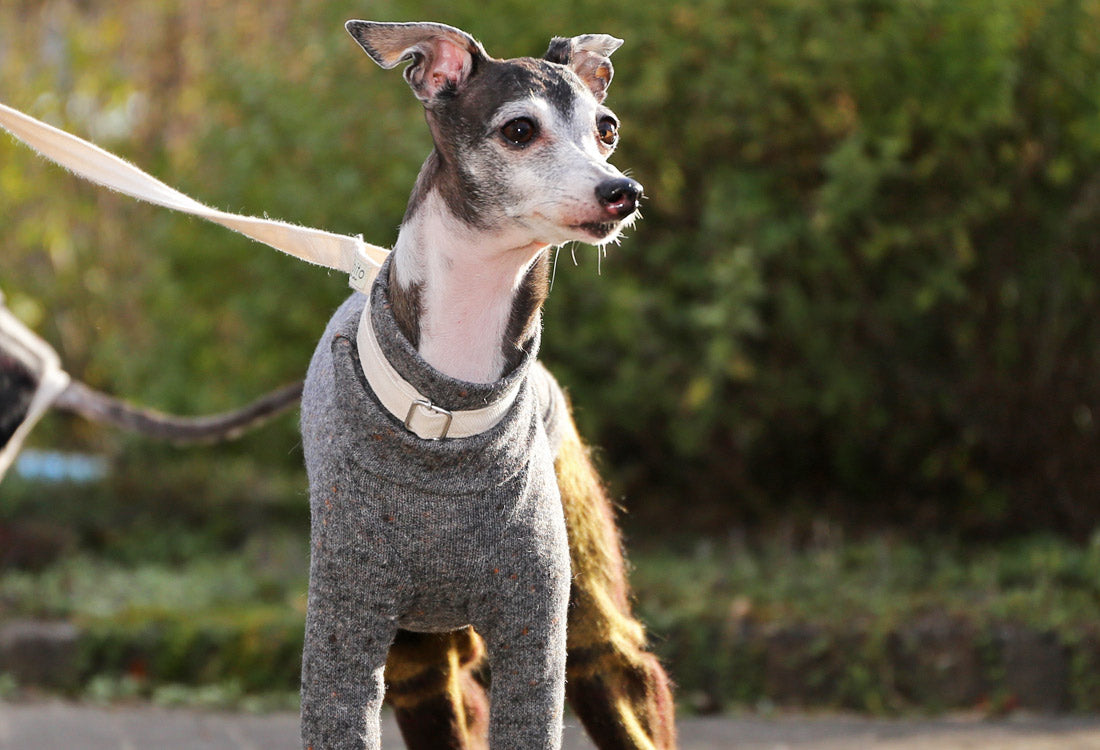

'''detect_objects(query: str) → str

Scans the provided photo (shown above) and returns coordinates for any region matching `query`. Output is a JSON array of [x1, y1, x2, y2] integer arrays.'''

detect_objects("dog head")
[[346, 21, 642, 247]]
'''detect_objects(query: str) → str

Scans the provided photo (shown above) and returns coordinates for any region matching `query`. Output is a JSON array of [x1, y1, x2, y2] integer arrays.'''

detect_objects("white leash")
[[0, 102, 517, 444], [0, 102, 388, 292]]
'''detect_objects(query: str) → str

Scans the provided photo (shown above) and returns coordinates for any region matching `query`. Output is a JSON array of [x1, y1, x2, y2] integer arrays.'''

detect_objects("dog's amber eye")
[[597, 117, 619, 146], [501, 117, 537, 145]]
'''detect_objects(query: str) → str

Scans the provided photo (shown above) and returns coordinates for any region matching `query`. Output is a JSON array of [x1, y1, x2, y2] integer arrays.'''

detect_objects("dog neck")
[[388, 184, 550, 385]]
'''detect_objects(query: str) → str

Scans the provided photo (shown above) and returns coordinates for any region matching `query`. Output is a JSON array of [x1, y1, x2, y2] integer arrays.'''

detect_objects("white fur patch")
[[395, 192, 546, 383]]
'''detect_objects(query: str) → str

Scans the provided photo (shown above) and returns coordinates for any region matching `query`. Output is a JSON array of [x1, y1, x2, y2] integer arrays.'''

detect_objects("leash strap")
[[0, 102, 389, 292]]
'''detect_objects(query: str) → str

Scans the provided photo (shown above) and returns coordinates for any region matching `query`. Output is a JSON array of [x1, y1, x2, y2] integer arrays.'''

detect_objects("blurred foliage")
[[3, 1, 1100, 535], [632, 531, 1100, 713], [632, 530, 1100, 633]]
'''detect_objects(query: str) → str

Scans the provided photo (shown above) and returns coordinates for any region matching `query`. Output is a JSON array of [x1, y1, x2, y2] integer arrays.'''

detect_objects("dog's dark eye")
[[597, 117, 619, 146], [501, 117, 537, 145]]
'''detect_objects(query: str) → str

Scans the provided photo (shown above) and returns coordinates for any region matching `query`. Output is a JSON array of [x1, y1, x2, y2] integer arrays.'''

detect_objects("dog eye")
[[500, 117, 537, 145], [597, 117, 619, 146]]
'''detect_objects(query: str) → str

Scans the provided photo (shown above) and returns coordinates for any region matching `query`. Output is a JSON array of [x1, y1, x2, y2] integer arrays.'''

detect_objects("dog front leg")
[[474, 515, 570, 750], [300, 598, 397, 749], [478, 616, 568, 750], [300, 575, 398, 749], [299, 488, 399, 750]]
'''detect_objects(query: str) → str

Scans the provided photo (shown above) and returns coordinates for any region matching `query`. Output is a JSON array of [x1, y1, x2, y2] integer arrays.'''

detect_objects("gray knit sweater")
[[299, 260, 570, 750]]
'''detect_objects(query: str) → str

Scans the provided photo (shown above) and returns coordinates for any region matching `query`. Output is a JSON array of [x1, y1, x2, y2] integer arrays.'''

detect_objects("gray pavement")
[[4, 701, 1100, 749]]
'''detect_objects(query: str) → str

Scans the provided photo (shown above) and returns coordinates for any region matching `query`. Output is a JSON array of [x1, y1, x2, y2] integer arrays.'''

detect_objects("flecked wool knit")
[[299, 258, 571, 750]]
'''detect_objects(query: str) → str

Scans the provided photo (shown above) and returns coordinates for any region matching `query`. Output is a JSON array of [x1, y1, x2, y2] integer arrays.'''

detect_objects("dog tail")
[[1, 289, 303, 482]]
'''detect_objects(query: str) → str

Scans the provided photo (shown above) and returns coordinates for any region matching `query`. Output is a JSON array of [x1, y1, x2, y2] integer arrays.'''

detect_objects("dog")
[[299, 21, 674, 750]]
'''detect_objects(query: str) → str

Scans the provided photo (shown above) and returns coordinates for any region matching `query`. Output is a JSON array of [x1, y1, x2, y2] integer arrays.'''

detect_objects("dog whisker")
[[550, 245, 562, 292]]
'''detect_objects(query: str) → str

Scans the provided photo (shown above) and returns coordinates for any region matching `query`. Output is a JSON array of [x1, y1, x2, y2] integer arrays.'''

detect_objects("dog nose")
[[596, 177, 643, 218]]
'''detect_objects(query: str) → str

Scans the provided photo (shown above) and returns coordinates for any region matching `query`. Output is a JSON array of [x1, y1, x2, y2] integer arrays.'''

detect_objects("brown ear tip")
[[345, 20, 392, 68], [345, 19, 370, 36], [544, 37, 573, 65]]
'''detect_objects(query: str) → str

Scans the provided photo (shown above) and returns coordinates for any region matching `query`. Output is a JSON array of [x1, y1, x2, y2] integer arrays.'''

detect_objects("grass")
[[629, 531, 1100, 633], [0, 533, 308, 620]]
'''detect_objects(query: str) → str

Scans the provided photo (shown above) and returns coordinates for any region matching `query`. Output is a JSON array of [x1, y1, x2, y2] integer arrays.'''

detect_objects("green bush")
[[550, 0, 1100, 535], [3, 1, 1100, 534]]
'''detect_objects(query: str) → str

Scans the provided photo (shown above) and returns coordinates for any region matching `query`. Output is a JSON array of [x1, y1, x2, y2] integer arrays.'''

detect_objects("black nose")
[[596, 177, 643, 218]]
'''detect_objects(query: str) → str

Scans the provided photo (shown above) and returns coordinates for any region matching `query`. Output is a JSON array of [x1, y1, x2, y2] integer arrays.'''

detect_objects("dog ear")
[[544, 34, 623, 103], [346, 21, 486, 102]]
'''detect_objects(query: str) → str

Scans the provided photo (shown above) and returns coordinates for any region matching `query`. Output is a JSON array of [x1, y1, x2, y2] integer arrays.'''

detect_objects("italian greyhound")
[[299, 20, 642, 750]]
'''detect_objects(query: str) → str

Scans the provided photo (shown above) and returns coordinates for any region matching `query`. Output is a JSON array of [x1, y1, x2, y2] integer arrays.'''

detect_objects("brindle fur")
[[387, 259, 424, 349], [502, 251, 551, 373]]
